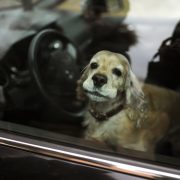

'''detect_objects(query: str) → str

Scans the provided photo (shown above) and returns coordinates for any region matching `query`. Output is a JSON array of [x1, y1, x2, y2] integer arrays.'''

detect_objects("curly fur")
[[77, 50, 180, 152]]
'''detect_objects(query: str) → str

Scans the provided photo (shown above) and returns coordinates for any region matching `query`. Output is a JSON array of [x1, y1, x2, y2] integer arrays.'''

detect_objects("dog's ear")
[[126, 69, 144, 104], [125, 68, 147, 127], [76, 66, 89, 101]]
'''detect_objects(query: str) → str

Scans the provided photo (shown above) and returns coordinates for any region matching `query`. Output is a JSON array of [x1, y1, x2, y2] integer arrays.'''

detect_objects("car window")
[[1, 0, 180, 175]]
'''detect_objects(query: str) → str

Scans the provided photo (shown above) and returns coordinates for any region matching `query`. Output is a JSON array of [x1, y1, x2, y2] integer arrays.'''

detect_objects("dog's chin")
[[83, 89, 109, 102], [87, 93, 108, 102], [84, 89, 116, 102]]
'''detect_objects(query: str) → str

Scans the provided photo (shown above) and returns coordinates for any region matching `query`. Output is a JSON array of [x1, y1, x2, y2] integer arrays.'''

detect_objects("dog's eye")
[[112, 68, 122, 77], [90, 62, 98, 69]]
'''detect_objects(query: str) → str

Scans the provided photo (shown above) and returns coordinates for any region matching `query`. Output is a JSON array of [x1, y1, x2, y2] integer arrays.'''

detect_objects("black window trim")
[[0, 129, 180, 179]]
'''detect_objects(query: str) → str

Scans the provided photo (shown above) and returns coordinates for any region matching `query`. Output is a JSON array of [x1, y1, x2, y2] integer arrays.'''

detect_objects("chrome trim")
[[0, 131, 180, 179]]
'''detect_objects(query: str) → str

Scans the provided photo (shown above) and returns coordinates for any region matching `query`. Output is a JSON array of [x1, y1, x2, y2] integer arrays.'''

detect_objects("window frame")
[[0, 121, 180, 179]]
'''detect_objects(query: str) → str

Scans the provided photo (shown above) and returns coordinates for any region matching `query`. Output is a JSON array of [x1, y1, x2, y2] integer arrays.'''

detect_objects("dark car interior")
[[0, 0, 180, 163]]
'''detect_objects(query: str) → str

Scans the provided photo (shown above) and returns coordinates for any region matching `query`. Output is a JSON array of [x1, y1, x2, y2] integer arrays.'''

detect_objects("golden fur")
[[77, 50, 180, 152]]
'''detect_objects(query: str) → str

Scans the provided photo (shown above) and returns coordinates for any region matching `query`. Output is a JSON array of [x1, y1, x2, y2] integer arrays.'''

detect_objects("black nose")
[[92, 74, 107, 87]]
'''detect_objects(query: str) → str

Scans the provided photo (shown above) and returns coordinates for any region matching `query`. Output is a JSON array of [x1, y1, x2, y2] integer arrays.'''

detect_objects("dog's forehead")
[[91, 51, 129, 69]]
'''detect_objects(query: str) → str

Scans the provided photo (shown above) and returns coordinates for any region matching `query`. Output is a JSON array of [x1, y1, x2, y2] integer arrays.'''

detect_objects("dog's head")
[[77, 50, 144, 106]]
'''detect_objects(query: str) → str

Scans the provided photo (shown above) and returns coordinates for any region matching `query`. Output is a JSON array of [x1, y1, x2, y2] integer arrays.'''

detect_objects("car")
[[0, 0, 180, 179]]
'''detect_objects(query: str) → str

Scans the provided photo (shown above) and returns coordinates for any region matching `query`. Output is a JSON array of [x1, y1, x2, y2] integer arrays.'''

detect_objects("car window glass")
[[0, 0, 180, 170]]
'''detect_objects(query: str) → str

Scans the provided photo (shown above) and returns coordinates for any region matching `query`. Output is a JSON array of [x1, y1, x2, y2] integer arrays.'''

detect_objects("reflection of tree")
[[21, 0, 33, 10], [81, 0, 130, 19], [83, 22, 137, 64]]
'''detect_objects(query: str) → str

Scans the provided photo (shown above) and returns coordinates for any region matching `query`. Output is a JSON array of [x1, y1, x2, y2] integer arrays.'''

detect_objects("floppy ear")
[[126, 69, 144, 104], [125, 68, 148, 127], [76, 66, 89, 101]]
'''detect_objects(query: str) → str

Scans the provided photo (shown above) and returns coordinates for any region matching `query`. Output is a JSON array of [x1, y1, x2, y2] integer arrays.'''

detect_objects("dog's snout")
[[92, 74, 107, 87]]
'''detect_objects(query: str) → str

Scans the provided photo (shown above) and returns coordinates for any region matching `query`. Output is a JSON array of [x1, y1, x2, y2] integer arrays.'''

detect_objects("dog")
[[77, 50, 180, 152]]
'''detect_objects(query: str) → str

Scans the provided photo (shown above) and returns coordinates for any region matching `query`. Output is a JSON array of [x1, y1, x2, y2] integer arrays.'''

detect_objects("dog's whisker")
[[81, 65, 88, 73]]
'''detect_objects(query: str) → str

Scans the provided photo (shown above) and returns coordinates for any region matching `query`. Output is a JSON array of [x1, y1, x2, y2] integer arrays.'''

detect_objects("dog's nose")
[[92, 74, 107, 87]]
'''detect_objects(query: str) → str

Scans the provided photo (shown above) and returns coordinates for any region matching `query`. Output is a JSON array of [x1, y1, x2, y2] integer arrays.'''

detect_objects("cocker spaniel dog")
[[77, 50, 180, 152]]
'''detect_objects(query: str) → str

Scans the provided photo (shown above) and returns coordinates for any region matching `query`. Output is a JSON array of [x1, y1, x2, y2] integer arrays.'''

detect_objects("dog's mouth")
[[84, 89, 109, 99]]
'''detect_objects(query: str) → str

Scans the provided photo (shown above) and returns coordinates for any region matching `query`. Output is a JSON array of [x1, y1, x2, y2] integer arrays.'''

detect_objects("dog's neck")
[[88, 92, 126, 121]]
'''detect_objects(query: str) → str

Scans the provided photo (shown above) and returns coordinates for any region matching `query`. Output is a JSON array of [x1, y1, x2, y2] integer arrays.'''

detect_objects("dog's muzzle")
[[92, 73, 107, 88]]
